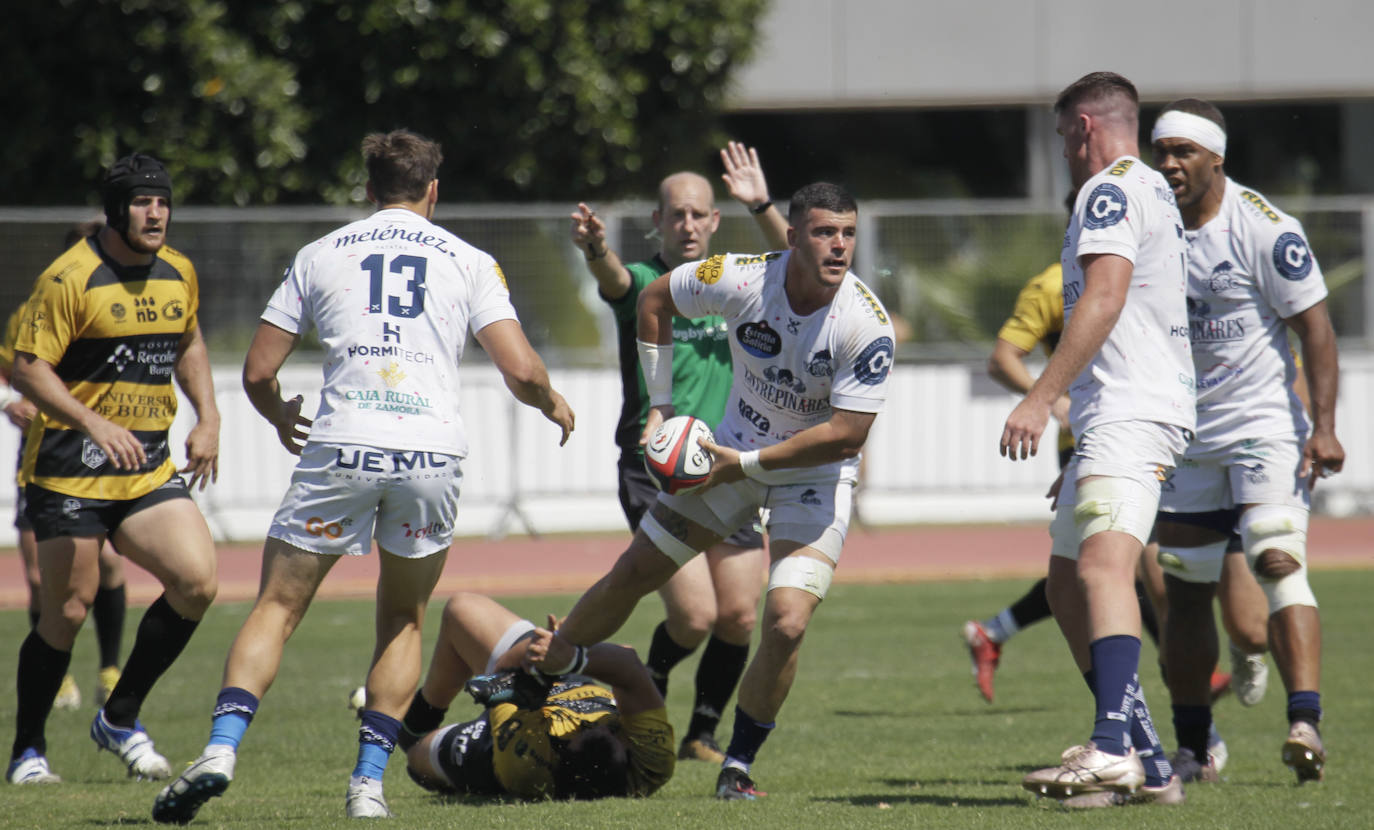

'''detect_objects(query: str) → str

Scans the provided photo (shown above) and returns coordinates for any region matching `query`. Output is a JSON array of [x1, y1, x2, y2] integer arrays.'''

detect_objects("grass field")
[[2, 571, 1370, 829]]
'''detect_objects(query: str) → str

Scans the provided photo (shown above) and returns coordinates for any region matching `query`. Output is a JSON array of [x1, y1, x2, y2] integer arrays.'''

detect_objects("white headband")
[[1152, 110, 1226, 159]]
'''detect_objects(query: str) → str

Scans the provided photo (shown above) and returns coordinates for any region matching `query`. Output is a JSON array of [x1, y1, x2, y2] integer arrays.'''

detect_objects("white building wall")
[[733, 0, 1374, 109]]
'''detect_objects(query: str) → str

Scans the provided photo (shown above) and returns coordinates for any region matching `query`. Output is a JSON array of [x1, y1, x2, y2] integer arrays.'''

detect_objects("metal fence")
[[3, 196, 1370, 363]]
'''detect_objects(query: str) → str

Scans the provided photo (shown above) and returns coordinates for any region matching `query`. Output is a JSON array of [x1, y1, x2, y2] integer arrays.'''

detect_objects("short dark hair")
[[553, 723, 630, 800], [1054, 71, 1139, 115], [1158, 98, 1227, 133], [362, 129, 443, 204], [787, 182, 858, 226]]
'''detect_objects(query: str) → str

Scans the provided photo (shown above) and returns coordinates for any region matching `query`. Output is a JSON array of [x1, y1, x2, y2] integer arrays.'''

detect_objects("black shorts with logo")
[[616, 452, 763, 549], [24, 475, 192, 543]]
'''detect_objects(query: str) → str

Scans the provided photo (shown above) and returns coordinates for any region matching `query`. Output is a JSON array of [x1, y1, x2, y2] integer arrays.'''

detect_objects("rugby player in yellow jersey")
[[399, 593, 675, 800], [1, 221, 128, 716], [6, 154, 220, 786]]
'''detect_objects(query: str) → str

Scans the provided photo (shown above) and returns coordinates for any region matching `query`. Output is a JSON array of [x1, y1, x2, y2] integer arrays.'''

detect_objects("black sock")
[[1171, 704, 1212, 760], [103, 595, 199, 727], [399, 689, 448, 752], [92, 584, 127, 670], [12, 632, 72, 760], [1008, 577, 1052, 628], [645, 621, 697, 698], [687, 636, 749, 740], [1135, 579, 1161, 645]]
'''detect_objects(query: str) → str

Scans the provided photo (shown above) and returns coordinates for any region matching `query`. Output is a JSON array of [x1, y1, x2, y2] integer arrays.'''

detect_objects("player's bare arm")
[[570, 202, 632, 300], [525, 620, 665, 716], [242, 321, 312, 455], [700, 408, 876, 487], [720, 141, 789, 250], [173, 323, 221, 490], [1000, 253, 1130, 460], [988, 338, 1072, 431], [474, 318, 574, 445], [634, 275, 683, 442], [1285, 299, 1345, 484], [12, 351, 147, 470]]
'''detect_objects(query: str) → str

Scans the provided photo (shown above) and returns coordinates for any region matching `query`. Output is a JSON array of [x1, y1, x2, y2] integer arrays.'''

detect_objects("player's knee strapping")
[[1156, 538, 1230, 583], [1073, 477, 1156, 546], [767, 555, 834, 600], [639, 511, 699, 568], [1238, 504, 1316, 613]]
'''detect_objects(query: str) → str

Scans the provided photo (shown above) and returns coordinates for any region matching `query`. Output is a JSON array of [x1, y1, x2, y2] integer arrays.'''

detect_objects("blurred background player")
[[1150, 99, 1343, 784], [153, 130, 573, 823], [398, 592, 675, 800], [3, 220, 127, 714], [7, 154, 221, 785], [567, 141, 787, 762], [552, 183, 895, 800], [1001, 72, 1192, 807]]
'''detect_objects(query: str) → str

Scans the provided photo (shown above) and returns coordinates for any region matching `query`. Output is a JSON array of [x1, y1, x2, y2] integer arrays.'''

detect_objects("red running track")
[[1, 516, 1369, 608]]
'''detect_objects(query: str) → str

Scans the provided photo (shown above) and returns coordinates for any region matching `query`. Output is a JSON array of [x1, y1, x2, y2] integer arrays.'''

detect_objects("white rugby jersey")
[[1063, 156, 1195, 436], [668, 251, 895, 485], [1184, 178, 1326, 445], [262, 208, 518, 456]]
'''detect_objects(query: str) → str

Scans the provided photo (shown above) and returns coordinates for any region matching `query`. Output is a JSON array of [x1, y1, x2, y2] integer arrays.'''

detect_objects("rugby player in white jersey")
[[1001, 72, 1194, 807], [1150, 99, 1343, 785], [538, 182, 894, 800], [152, 130, 574, 823]]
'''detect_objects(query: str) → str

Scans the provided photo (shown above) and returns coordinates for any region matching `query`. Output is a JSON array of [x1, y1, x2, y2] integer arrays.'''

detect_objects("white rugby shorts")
[[1158, 433, 1310, 514], [659, 473, 855, 564], [1051, 421, 1189, 558], [268, 442, 462, 558]]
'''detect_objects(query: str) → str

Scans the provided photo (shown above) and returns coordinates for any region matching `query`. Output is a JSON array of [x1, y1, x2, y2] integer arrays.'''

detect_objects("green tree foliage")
[[3, 0, 766, 206]]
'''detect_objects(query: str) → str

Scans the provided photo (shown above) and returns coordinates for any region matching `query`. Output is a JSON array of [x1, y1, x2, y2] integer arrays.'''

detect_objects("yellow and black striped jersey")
[[997, 263, 1073, 453], [488, 682, 675, 799], [14, 237, 199, 500]]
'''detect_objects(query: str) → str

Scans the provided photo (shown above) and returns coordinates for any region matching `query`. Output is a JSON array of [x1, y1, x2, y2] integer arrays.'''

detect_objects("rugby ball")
[[644, 415, 714, 494]]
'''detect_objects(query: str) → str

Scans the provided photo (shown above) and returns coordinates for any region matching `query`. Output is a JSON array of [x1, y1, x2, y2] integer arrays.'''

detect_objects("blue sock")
[[1129, 678, 1171, 786], [1088, 635, 1141, 756], [1287, 690, 1322, 726], [723, 706, 775, 770], [208, 687, 259, 751], [354, 710, 402, 780]]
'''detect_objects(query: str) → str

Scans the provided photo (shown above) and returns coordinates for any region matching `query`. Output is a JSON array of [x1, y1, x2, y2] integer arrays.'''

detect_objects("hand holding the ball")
[[639, 404, 675, 448], [696, 436, 743, 488]]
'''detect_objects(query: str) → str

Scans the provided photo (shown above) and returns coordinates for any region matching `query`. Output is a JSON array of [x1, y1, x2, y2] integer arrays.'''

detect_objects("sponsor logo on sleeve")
[[1272, 232, 1313, 281], [694, 255, 726, 285], [493, 262, 508, 290], [1083, 183, 1127, 230], [736, 320, 781, 357], [1241, 190, 1282, 223], [853, 336, 894, 386]]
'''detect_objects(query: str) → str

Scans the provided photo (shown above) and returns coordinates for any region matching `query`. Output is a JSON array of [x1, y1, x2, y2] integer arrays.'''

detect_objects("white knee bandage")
[[1239, 504, 1317, 612], [767, 555, 835, 601], [639, 510, 699, 568], [1156, 539, 1230, 584]]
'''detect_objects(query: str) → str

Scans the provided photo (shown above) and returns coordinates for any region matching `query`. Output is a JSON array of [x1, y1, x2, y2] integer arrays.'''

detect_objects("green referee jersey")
[[606, 256, 733, 455]]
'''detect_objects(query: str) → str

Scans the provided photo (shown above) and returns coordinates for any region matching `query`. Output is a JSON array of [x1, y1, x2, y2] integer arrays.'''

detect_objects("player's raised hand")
[[720, 141, 771, 208], [570, 202, 607, 255], [1000, 396, 1049, 461]]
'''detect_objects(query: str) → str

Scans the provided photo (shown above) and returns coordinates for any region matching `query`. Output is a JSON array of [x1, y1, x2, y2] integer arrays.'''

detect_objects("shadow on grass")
[[833, 706, 1054, 718], [818, 793, 1028, 808]]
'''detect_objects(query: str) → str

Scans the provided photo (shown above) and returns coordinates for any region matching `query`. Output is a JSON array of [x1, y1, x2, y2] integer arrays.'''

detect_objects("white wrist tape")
[[0, 386, 16, 408], [636, 339, 674, 407], [539, 643, 589, 677], [738, 450, 765, 480]]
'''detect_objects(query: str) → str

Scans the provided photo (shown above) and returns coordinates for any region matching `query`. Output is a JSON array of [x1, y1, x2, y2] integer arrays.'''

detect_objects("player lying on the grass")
[[397, 592, 675, 800]]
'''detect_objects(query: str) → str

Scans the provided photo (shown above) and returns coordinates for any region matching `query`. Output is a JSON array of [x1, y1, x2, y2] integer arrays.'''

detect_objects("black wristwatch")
[[751, 201, 772, 215]]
